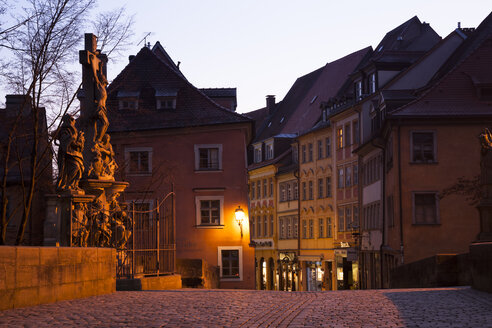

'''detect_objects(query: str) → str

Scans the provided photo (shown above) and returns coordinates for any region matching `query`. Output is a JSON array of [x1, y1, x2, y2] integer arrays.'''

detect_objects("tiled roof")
[[107, 46, 252, 133], [391, 12, 492, 118], [200, 88, 236, 98], [248, 46, 371, 143]]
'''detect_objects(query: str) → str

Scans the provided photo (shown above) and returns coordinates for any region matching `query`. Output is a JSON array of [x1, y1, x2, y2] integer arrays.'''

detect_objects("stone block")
[[470, 241, 492, 293], [39, 263, 60, 286], [15, 265, 39, 288], [0, 261, 15, 290], [39, 247, 59, 266], [0, 246, 16, 266], [60, 264, 76, 284], [82, 248, 98, 263], [0, 289, 14, 311], [16, 247, 40, 266], [56, 283, 77, 302], [38, 285, 57, 305], [58, 247, 82, 265], [13, 287, 39, 308]]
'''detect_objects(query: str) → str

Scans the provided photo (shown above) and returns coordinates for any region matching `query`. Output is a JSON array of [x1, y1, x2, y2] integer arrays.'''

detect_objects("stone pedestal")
[[43, 180, 128, 247], [477, 202, 492, 242], [44, 192, 94, 246]]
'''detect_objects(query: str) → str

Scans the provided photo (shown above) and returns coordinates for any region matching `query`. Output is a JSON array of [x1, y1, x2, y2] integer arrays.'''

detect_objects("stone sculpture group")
[[51, 33, 130, 248]]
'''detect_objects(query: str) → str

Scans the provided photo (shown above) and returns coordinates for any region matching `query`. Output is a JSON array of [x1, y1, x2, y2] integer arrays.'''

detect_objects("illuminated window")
[[195, 196, 223, 227], [218, 246, 242, 280], [194, 144, 222, 171], [337, 127, 343, 149]]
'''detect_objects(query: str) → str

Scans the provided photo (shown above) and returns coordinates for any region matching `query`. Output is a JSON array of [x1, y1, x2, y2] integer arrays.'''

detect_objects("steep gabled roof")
[[249, 46, 371, 143], [390, 12, 492, 118], [107, 45, 252, 133]]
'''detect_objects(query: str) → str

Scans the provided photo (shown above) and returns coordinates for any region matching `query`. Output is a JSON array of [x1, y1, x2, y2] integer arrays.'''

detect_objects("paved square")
[[1, 287, 491, 327]]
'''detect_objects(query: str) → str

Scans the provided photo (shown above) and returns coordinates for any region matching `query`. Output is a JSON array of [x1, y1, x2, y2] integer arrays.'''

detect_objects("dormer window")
[[117, 91, 140, 110], [369, 73, 376, 94], [355, 81, 362, 100], [155, 89, 178, 110], [254, 144, 262, 163], [265, 141, 274, 160], [157, 97, 176, 109]]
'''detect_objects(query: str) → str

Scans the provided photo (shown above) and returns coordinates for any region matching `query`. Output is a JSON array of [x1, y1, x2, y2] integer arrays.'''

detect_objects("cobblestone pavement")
[[1, 287, 492, 327]]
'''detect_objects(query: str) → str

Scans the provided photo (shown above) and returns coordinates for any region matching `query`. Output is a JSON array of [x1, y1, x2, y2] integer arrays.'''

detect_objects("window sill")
[[127, 172, 152, 177], [195, 224, 224, 229], [220, 277, 242, 282], [194, 169, 223, 173]]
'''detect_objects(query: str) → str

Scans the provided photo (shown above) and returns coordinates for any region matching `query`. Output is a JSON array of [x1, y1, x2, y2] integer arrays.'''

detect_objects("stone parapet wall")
[[469, 242, 492, 293], [0, 246, 116, 310]]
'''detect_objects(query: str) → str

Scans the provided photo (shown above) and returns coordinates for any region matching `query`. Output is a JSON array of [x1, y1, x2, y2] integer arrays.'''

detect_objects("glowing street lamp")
[[235, 206, 246, 238]]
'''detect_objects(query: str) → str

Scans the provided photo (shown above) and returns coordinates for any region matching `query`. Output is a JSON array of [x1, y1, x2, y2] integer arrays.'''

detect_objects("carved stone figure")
[[56, 114, 84, 192], [72, 203, 90, 247], [88, 51, 109, 143], [109, 193, 131, 248]]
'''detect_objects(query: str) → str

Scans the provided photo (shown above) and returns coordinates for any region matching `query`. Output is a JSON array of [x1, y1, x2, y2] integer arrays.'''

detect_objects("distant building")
[[0, 95, 52, 245], [107, 43, 254, 289]]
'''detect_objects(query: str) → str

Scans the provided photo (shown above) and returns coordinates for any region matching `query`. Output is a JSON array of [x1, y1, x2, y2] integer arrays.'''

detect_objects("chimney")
[[5, 95, 32, 116], [129, 55, 135, 62], [266, 95, 276, 115], [458, 22, 461, 29]]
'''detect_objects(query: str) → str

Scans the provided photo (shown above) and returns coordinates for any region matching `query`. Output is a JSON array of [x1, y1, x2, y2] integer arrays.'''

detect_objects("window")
[[356, 80, 362, 100], [265, 142, 274, 160], [218, 246, 242, 280], [302, 145, 307, 163], [293, 218, 298, 238], [337, 127, 343, 149], [293, 182, 298, 200], [279, 218, 285, 239], [413, 192, 439, 224], [318, 178, 324, 199], [412, 132, 436, 163], [119, 98, 138, 110], [338, 168, 344, 189], [345, 166, 352, 187], [386, 136, 394, 170], [353, 120, 360, 144], [263, 215, 268, 237], [195, 196, 224, 226], [254, 145, 262, 163], [319, 218, 325, 238], [308, 181, 313, 200], [287, 217, 292, 238], [346, 207, 352, 230], [269, 215, 274, 237], [302, 182, 307, 200], [317, 140, 323, 159], [269, 178, 273, 197], [353, 206, 359, 230], [308, 143, 313, 162], [257, 182, 261, 200], [125, 147, 152, 174], [345, 124, 351, 147], [257, 216, 262, 237], [325, 137, 331, 157], [156, 97, 176, 109], [302, 220, 307, 239], [309, 219, 314, 238], [338, 207, 345, 232], [327, 217, 332, 237], [287, 183, 292, 201], [263, 179, 267, 198], [250, 216, 255, 237], [326, 177, 332, 197], [251, 182, 255, 200], [369, 73, 376, 94], [280, 184, 286, 202], [194, 144, 222, 171]]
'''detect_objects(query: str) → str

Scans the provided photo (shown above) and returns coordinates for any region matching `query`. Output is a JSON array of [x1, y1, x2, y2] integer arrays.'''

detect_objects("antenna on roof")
[[138, 32, 152, 48]]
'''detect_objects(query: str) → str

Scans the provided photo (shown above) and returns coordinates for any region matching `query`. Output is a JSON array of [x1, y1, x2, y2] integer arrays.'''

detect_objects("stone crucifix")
[[79, 33, 115, 180]]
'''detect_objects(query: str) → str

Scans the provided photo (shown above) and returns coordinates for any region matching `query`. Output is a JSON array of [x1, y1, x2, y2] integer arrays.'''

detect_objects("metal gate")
[[117, 189, 176, 278]]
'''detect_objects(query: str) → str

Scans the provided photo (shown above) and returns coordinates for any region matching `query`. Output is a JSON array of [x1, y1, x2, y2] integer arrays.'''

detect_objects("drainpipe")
[[371, 138, 386, 289], [397, 122, 404, 265], [294, 141, 301, 290]]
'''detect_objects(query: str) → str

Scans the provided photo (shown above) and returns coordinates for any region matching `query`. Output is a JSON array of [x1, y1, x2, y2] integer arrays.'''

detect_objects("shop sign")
[[251, 239, 274, 249]]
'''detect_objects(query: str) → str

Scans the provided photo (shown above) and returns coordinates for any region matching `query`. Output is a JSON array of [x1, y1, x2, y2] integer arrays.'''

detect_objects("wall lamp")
[[235, 206, 246, 238]]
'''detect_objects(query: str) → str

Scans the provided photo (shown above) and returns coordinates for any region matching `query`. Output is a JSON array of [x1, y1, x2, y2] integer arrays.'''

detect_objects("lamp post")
[[235, 206, 246, 238]]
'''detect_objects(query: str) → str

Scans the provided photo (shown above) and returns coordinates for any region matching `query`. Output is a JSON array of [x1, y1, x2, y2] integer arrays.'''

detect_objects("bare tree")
[[0, 0, 134, 245]]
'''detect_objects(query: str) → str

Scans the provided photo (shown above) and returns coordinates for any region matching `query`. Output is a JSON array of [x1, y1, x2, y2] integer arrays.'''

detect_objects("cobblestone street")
[[1, 287, 492, 327]]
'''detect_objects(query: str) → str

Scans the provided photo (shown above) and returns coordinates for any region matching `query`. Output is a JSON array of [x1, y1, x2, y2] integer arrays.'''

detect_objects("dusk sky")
[[3, 1, 492, 113]]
